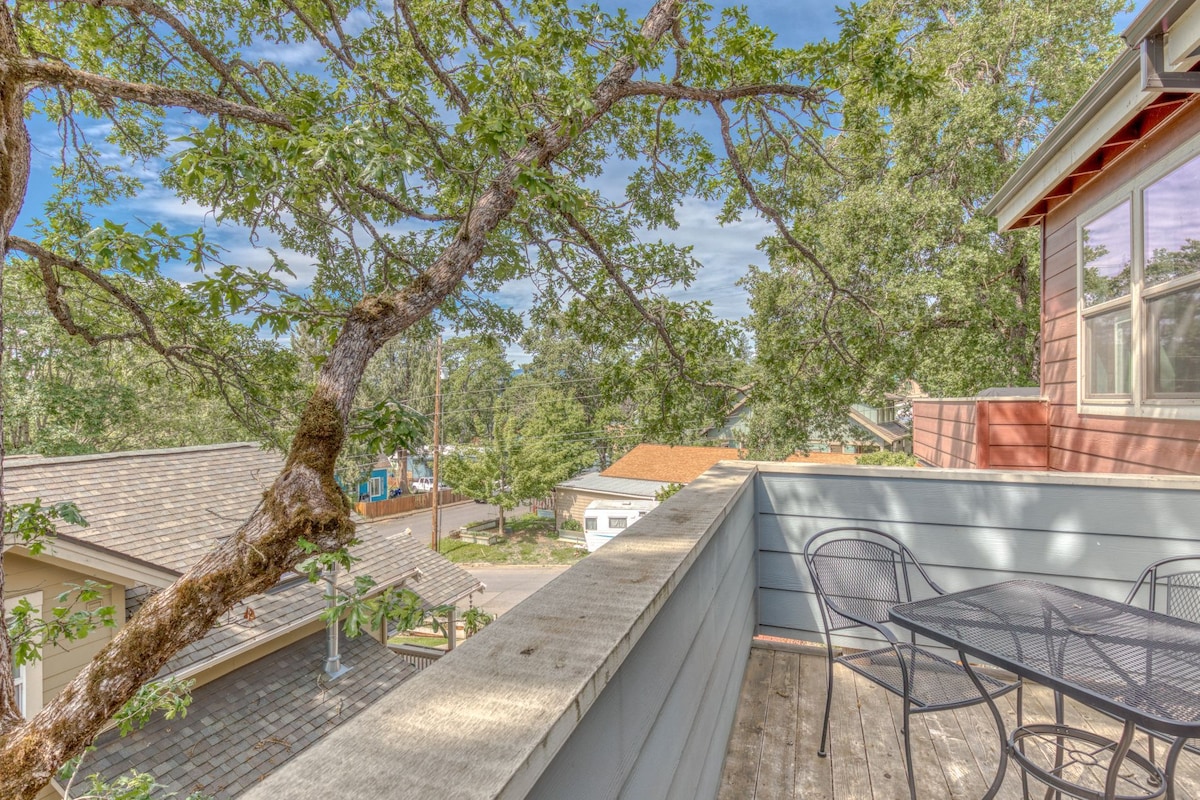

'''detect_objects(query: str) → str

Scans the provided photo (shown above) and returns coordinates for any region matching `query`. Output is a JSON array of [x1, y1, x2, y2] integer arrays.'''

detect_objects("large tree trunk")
[[0, 3, 685, 796]]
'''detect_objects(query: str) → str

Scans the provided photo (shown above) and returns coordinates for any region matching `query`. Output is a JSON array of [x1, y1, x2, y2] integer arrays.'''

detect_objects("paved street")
[[458, 565, 571, 617], [361, 500, 527, 548], [360, 502, 566, 617]]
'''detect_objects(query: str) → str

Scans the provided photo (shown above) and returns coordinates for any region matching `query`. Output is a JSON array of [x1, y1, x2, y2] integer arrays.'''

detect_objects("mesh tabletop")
[[890, 580, 1200, 737]]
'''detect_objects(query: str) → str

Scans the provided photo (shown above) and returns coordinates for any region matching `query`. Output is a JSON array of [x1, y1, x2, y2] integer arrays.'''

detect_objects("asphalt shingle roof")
[[87, 631, 416, 798], [7, 442, 481, 676], [5, 443, 282, 574], [364, 520, 484, 609]]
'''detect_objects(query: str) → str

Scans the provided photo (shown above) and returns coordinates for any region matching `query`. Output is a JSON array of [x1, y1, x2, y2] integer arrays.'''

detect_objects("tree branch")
[[24, 0, 258, 105], [615, 80, 823, 105], [0, 3, 694, 795], [396, 0, 470, 114], [16, 59, 292, 129]]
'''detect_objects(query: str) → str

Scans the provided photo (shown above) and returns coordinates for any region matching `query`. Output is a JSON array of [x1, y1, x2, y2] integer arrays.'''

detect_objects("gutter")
[[1122, 0, 1197, 46]]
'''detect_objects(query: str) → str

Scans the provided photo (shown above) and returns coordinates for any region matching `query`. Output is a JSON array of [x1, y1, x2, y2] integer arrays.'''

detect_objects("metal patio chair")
[[1124, 555, 1200, 773], [804, 526, 1023, 800]]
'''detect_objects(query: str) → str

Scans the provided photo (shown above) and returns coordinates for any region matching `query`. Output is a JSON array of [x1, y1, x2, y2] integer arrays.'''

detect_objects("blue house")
[[356, 458, 392, 502]]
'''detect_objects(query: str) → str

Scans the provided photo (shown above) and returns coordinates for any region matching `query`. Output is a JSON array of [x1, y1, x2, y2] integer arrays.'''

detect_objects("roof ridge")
[[3, 442, 267, 470]]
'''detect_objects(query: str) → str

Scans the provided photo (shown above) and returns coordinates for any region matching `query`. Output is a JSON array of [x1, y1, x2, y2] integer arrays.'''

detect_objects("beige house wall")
[[4, 551, 125, 713]]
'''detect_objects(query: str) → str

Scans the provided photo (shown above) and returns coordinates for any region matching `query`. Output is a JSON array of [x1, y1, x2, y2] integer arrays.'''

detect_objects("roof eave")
[[983, 48, 1141, 227], [988, 2, 1200, 230]]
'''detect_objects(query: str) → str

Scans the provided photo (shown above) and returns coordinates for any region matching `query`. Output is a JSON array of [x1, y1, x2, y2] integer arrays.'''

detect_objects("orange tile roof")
[[782, 451, 862, 466], [600, 444, 861, 484], [601, 445, 741, 484]]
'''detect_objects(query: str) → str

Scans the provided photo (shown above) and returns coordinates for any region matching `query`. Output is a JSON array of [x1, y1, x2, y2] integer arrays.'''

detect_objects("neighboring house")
[[553, 472, 668, 540], [703, 386, 918, 453], [699, 387, 752, 448], [553, 444, 860, 537], [917, 1, 1200, 473], [3, 443, 482, 798], [357, 456, 392, 501]]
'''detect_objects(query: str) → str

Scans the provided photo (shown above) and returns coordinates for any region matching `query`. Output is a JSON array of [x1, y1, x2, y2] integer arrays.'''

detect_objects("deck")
[[720, 645, 1200, 800]]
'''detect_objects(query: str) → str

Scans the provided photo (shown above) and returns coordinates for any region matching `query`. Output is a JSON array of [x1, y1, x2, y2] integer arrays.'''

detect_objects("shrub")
[[856, 451, 919, 467], [655, 482, 684, 502], [561, 518, 582, 532]]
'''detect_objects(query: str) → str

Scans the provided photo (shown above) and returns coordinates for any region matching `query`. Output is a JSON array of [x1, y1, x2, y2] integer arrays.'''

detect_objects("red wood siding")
[[912, 399, 1049, 470], [912, 400, 979, 469], [1038, 97, 1200, 475]]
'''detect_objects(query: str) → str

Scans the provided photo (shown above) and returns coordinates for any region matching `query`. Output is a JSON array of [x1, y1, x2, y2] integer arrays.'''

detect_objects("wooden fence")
[[355, 490, 471, 519]]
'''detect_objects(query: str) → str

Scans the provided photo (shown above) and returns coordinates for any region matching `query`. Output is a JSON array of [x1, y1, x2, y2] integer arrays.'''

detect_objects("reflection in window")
[[1144, 154, 1200, 289], [609, 517, 627, 529], [1148, 285, 1200, 397], [1082, 201, 1132, 306], [1086, 306, 1132, 396]]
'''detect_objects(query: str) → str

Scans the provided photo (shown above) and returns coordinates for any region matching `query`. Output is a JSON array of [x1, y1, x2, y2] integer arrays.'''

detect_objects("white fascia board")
[[21, 540, 178, 589], [994, 67, 1147, 231]]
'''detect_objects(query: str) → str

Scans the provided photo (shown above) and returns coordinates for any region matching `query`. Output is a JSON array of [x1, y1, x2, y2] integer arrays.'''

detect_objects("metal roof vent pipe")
[[323, 564, 352, 680]]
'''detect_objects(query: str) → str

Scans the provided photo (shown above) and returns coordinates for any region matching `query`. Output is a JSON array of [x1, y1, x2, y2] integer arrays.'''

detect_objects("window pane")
[[1145, 154, 1200, 289], [1148, 284, 1200, 397], [1085, 305, 1132, 397], [584, 517, 597, 531], [609, 517, 627, 529], [1082, 202, 1132, 307]]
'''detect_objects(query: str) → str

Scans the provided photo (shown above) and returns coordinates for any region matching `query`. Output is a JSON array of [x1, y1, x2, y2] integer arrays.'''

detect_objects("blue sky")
[[20, 1, 1135, 364]]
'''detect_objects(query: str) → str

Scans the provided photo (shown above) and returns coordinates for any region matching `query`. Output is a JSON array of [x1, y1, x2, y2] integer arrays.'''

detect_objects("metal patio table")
[[889, 580, 1200, 800]]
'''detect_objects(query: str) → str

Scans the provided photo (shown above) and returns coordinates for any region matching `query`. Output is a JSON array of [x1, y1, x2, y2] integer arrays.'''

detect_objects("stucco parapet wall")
[[240, 461, 758, 800], [752, 461, 1200, 491]]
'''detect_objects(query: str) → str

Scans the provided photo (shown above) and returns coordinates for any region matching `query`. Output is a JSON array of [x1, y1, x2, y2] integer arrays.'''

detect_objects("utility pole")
[[431, 335, 443, 551]]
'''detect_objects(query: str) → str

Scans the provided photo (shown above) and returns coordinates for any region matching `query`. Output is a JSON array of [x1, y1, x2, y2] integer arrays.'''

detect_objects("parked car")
[[411, 477, 448, 493]]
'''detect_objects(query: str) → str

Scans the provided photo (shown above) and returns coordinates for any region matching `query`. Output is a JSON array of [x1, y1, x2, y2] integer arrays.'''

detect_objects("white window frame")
[[368, 476, 385, 498], [609, 517, 627, 530], [5, 592, 43, 719], [1077, 132, 1200, 419]]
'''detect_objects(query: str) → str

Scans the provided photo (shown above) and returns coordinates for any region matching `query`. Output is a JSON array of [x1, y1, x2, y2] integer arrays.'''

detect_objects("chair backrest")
[[1126, 555, 1200, 623], [804, 527, 930, 633]]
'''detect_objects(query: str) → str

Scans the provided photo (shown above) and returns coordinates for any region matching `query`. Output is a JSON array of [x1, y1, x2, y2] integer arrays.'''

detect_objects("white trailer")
[[583, 498, 659, 552]]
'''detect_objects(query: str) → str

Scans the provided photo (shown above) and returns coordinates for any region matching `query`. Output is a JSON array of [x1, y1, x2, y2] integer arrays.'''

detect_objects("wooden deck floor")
[[719, 645, 1200, 800]]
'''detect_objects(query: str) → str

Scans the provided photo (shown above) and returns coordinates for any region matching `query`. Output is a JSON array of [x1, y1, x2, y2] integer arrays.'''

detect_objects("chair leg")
[[903, 703, 917, 800], [818, 653, 834, 757]]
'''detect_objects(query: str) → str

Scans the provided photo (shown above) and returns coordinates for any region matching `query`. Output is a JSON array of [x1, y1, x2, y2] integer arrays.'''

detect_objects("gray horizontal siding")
[[755, 466, 1200, 648], [527, 475, 756, 800]]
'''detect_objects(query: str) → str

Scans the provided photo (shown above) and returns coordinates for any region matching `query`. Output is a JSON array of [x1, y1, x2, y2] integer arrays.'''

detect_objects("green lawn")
[[439, 512, 586, 565]]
